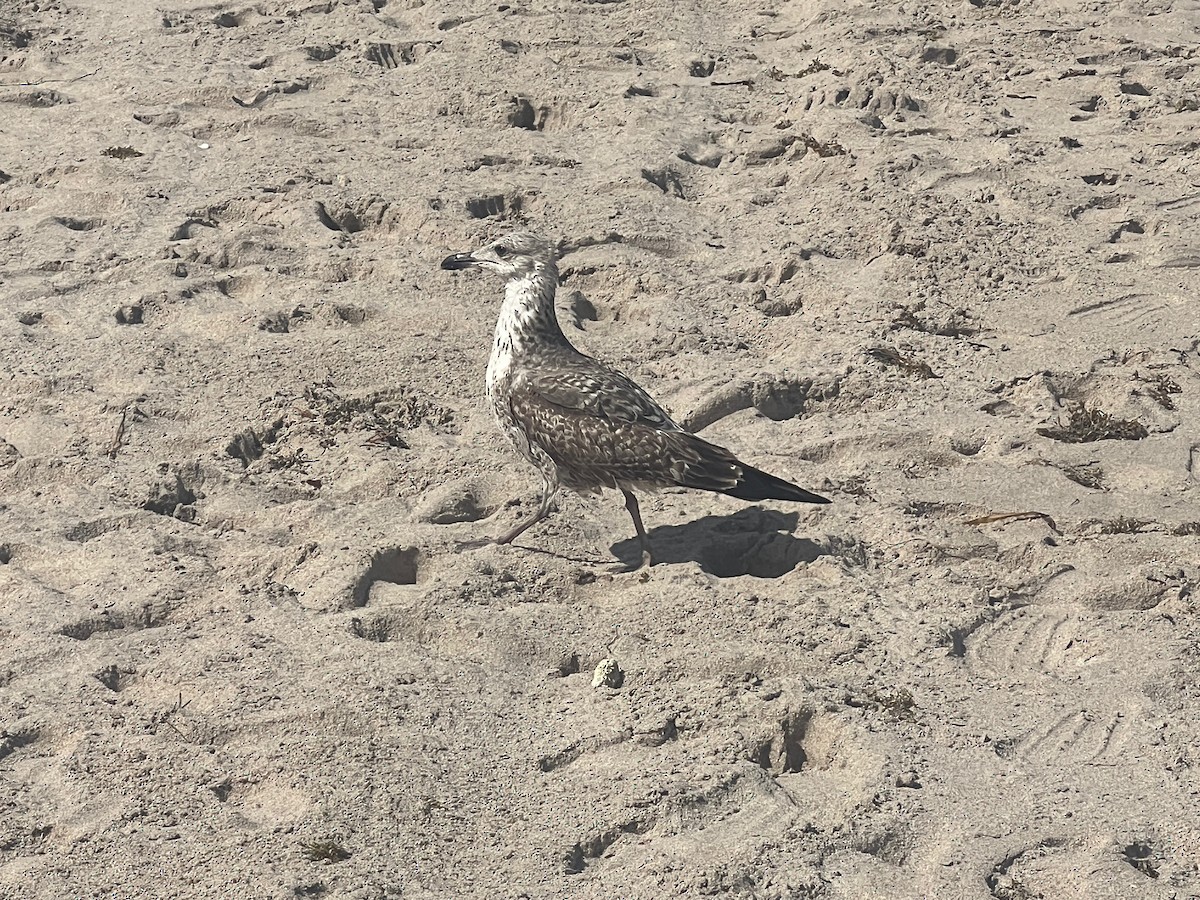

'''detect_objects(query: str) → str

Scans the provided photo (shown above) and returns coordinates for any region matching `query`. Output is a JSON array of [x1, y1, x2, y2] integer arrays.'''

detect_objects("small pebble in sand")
[[592, 658, 624, 689], [198, 142, 210, 150], [896, 770, 922, 789]]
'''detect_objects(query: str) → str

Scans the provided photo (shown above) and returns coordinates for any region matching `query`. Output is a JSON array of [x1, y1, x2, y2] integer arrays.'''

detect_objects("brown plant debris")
[[892, 300, 977, 337], [102, 146, 143, 159], [801, 133, 847, 157], [1060, 462, 1105, 489], [965, 511, 1059, 532], [107, 407, 130, 460], [847, 687, 916, 720], [300, 839, 351, 863], [1036, 403, 1148, 443], [302, 382, 457, 447], [767, 60, 832, 80], [1136, 372, 1182, 410], [1098, 517, 1154, 535], [869, 346, 938, 379]]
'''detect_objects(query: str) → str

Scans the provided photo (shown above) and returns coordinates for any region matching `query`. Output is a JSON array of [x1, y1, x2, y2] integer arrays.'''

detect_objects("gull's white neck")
[[486, 266, 567, 394]]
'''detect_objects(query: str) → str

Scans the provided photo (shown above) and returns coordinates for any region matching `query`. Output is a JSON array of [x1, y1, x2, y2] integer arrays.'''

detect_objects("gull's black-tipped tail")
[[721, 463, 830, 504], [671, 437, 830, 505]]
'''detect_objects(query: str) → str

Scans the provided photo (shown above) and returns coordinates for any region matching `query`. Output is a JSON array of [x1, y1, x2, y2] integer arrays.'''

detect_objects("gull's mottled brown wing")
[[507, 365, 744, 492], [520, 358, 683, 432]]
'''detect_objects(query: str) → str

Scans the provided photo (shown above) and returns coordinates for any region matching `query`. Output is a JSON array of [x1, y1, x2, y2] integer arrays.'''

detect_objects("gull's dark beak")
[[440, 251, 478, 270]]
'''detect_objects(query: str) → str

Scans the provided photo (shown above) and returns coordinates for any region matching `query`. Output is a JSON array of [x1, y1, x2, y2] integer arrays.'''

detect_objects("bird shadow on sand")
[[611, 507, 826, 577]]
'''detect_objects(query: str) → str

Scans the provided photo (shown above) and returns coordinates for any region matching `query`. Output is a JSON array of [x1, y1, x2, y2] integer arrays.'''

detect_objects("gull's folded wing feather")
[[520, 359, 682, 431], [507, 366, 746, 492]]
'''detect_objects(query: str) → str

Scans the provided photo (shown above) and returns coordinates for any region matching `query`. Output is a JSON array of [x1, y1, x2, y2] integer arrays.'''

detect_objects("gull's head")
[[440, 232, 558, 281]]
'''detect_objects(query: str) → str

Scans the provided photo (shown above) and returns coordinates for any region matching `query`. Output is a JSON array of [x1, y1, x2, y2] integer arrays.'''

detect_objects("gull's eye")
[[494, 245, 510, 258]]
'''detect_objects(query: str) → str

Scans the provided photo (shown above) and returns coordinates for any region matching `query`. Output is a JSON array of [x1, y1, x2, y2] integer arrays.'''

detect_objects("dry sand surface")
[[2, 0, 1200, 897]]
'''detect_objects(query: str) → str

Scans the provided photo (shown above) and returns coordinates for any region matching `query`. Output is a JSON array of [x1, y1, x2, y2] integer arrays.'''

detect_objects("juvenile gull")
[[441, 232, 829, 566]]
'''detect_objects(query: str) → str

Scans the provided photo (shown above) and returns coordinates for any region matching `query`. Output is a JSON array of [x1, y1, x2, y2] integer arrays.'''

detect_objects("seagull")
[[441, 232, 829, 567]]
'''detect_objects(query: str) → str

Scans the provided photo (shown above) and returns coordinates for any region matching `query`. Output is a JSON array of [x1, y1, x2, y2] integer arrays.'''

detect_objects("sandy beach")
[[1, 0, 1199, 897]]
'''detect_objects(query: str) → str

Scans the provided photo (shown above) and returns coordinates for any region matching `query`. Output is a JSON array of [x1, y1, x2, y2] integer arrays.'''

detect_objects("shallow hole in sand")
[[349, 546, 421, 607]]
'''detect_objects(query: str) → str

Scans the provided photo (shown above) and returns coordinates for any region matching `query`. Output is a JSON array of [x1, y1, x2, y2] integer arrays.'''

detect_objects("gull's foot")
[[612, 549, 654, 573]]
